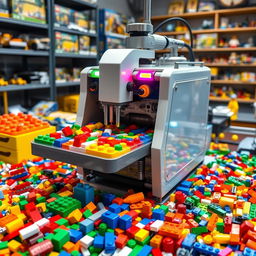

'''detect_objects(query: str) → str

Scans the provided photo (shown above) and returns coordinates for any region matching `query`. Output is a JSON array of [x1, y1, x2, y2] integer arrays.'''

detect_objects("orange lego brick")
[[159, 222, 183, 239], [119, 210, 129, 217], [113, 197, 123, 205], [230, 224, 240, 245], [63, 241, 75, 253], [130, 203, 143, 210], [150, 234, 163, 248], [246, 239, 256, 250], [123, 192, 145, 204], [0, 214, 17, 227], [114, 228, 124, 235], [207, 213, 218, 231], [84, 202, 97, 212]]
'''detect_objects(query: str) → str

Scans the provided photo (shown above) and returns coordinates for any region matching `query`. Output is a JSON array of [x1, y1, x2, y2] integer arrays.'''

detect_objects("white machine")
[[32, 0, 211, 200]]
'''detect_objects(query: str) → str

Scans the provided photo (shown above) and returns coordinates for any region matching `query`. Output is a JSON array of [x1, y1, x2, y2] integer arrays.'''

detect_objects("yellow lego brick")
[[8, 240, 21, 252], [235, 208, 243, 217], [169, 193, 175, 202], [63, 241, 75, 253], [36, 203, 46, 212], [12, 197, 20, 204], [49, 252, 59, 256], [219, 197, 235, 209], [203, 235, 213, 244], [135, 229, 149, 242], [75, 129, 84, 136], [9, 205, 21, 215], [67, 209, 82, 224], [135, 217, 142, 222], [213, 234, 230, 244], [86, 143, 130, 159], [0, 248, 10, 255], [243, 201, 251, 215], [58, 191, 73, 197], [5, 218, 24, 233]]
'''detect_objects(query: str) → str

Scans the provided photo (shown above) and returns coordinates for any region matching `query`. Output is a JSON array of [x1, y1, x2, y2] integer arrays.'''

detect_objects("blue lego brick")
[[182, 233, 196, 250], [152, 209, 165, 220], [192, 208, 201, 216], [94, 235, 104, 249], [105, 232, 116, 253], [118, 214, 132, 230], [228, 244, 240, 251], [199, 220, 208, 226], [120, 204, 129, 211], [0, 190, 4, 199], [176, 186, 190, 195], [69, 229, 83, 243], [139, 135, 152, 144], [74, 183, 94, 207], [243, 247, 256, 256], [102, 193, 116, 206], [224, 205, 232, 214], [140, 218, 151, 225], [102, 211, 119, 229], [180, 181, 193, 188], [193, 242, 220, 256], [130, 128, 146, 134], [54, 137, 70, 147], [59, 251, 70, 256], [79, 219, 94, 234], [109, 203, 121, 213], [137, 245, 152, 256], [101, 133, 111, 137]]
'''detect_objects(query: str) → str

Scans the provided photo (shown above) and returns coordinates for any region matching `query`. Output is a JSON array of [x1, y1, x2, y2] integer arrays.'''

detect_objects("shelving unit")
[[0, 0, 98, 113], [153, 6, 256, 125]]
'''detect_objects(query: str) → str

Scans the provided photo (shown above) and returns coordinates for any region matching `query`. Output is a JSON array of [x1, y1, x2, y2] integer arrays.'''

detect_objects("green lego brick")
[[37, 238, 44, 243], [137, 236, 151, 246], [89, 246, 102, 254], [127, 239, 137, 248], [129, 245, 143, 256], [52, 229, 70, 252], [198, 203, 208, 211], [47, 196, 81, 217], [50, 193, 61, 198], [228, 176, 244, 186], [83, 209, 93, 218], [36, 196, 46, 204], [87, 231, 98, 238], [208, 204, 226, 218], [191, 195, 200, 206], [249, 204, 256, 219], [34, 135, 55, 146], [45, 233, 54, 240], [71, 251, 80, 256], [106, 229, 114, 233], [72, 124, 81, 130], [204, 191, 211, 197], [216, 222, 224, 233], [0, 241, 8, 250], [55, 218, 69, 227], [19, 200, 28, 210], [70, 224, 80, 230], [160, 205, 168, 214], [98, 223, 107, 235], [191, 226, 208, 235]]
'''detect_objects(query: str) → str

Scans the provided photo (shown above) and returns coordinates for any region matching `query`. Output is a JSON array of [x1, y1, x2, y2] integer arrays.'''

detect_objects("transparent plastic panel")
[[164, 79, 209, 182]]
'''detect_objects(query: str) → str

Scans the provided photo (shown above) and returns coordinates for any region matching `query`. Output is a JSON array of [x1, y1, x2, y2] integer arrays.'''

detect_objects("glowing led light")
[[89, 69, 100, 78], [137, 71, 154, 81]]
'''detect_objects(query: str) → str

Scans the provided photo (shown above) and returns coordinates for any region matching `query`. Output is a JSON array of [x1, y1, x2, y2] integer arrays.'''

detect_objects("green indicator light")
[[89, 69, 100, 78]]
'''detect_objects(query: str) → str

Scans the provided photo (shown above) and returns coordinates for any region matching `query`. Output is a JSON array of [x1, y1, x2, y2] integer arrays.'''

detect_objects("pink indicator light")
[[137, 71, 154, 81]]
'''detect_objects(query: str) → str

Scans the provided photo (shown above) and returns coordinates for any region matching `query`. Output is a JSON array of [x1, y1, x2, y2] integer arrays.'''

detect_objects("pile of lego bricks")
[[34, 123, 154, 159], [0, 146, 255, 256]]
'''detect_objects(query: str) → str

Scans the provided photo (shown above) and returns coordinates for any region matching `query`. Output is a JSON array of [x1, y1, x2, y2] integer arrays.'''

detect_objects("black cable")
[[153, 17, 195, 61]]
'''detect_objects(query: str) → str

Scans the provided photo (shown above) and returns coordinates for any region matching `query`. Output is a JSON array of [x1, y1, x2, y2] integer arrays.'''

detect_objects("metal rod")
[[109, 105, 114, 124], [143, 0, 152, 24], [103, 104, 108, 126], [115, 105, 121, 128]]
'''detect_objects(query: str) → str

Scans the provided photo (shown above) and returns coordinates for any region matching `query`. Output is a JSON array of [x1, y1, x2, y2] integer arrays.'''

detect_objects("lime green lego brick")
[[47, 196, 81, 217], [0, 241, 8, 250], [198, 203, 208, 211], [83, 209, 93, 218], [129, 245, 143, 256], [127, 239, 137, 248], [55, 218, 69, 227], [52, 229, 70, 252], [87, 231, 97, 237], [19, 200, 28, 210]]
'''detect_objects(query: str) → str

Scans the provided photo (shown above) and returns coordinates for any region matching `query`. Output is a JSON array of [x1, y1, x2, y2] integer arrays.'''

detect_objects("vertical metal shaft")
[[109, 105, 114, 124], [103, 104, 108, 126], [115, 105, 121, 128], [143, 0, 152, 24]]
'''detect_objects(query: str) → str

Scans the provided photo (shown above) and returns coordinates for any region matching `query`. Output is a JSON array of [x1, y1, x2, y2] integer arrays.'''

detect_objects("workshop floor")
[[0, 145, 255, 255]]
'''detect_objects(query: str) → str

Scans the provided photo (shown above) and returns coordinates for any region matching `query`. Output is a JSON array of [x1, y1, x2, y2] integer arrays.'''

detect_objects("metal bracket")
[[174, 61, 204, 69]]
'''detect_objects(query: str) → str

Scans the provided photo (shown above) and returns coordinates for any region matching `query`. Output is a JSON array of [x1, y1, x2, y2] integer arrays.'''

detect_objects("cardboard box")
[[12, 0, 46, 24], [79, 35, 90, 54], [55, 32, 79, 53], [55, 4, 73, 27]]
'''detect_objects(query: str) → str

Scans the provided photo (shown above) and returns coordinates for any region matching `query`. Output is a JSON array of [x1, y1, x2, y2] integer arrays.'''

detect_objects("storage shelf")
[[55, 52, 97, 59], [157, 47, 256, 54], [55, 0, 97, 10], [0, 84, 50, 92], [152, 6, 256, 21], [54, 26, 97, 37], [56, 81, 80, 87], [209, 96, 255, 103], [0, 17, 48, 30], [105, 32, 127, 39], [0, 48, 49, 56], [206, 63, 256, 68], [158, 27, 256, 36], [211, 80, 256, 85]]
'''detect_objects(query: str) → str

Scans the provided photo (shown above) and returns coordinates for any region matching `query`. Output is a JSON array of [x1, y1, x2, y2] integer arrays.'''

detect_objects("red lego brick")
[[162, 237, 174, 253], [115, 234, 128, 249], [62, 126, 73, 137], [126, 226, 140, 239], [152, 248, 163, 256]]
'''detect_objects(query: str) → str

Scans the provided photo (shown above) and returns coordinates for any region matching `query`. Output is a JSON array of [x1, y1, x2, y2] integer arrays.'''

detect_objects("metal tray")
[[32, 142, 151, 173]]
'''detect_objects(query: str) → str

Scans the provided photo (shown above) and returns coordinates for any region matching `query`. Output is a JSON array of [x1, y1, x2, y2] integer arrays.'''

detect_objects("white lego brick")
[[19, 223, 40, 240], [80, 235, 94, 249], [117, 246, 132, 256], [150, 220, 164, 232], [99, 250, 113, 256], [81, 248, 90, 256], [88, 208, 107, 222], [35, 218, 50, 228], [167, 202, 175, 210], [136, 223, 145, 229], [162, 253, 173, 256], [104, 129, 112, 135], [90, 131, 101, 137], [201, 199, 211, 205], [112, 249, 121, 256]]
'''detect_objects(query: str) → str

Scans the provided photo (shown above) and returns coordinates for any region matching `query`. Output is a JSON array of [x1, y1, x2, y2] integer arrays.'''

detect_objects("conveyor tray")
[[32, 142, 151, 173]]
